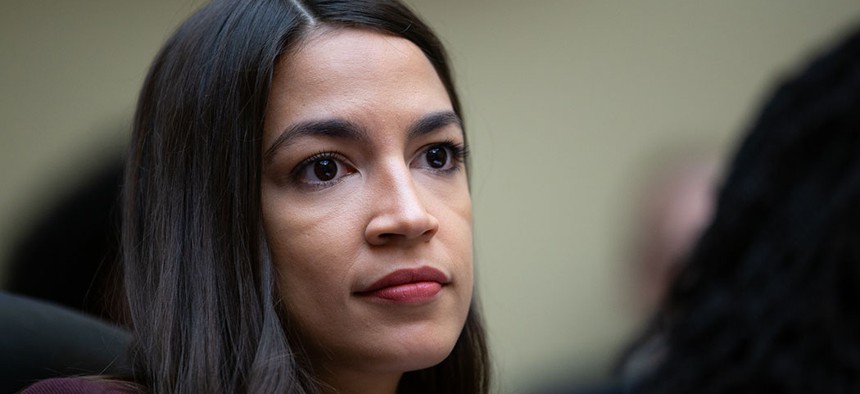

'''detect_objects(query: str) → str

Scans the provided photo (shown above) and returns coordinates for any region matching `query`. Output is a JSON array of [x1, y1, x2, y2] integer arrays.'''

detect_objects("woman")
[[621, 22, 860, 394], [29, 0, 489, 393]]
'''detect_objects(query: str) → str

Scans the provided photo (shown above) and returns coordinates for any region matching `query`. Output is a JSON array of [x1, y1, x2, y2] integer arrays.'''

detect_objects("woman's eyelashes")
[[289, 141, 468, 190], [413, 141, 468, 173], [292, 151, 356, 189]]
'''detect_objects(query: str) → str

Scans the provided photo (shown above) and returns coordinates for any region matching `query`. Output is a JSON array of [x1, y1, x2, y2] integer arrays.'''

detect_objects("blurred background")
[[2, 1, 860, 392]]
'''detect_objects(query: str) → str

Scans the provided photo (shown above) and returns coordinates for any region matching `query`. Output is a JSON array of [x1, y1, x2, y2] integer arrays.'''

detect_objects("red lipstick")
[[357, 266, 448, 303]]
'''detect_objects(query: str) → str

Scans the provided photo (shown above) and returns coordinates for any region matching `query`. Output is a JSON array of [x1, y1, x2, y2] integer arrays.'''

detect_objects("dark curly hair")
[[624, 22, 860, 394]]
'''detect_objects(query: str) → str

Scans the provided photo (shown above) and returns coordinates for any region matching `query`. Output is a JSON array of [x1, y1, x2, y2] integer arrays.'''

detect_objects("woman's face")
[[261, 28, 473, 387]]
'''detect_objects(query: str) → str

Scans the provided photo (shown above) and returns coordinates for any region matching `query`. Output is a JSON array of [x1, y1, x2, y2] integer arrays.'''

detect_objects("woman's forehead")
[[264, 27, 453, 148], [276, 27, 435, 88]]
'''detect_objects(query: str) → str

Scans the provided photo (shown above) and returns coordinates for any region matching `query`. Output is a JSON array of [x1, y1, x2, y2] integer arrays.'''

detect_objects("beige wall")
[[3, 1, 860, 392]]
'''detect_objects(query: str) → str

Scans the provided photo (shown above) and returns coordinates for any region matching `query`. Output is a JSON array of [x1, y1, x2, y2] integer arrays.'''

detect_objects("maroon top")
[[22, 377, 138, 394]]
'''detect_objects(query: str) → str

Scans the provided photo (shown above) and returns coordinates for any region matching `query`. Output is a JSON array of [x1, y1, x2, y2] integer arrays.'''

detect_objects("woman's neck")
[[317, 368, 401, 394]]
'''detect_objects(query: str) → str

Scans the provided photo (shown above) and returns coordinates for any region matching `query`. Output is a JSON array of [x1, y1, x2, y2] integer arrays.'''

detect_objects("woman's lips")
[[356, 266, 448, 303]]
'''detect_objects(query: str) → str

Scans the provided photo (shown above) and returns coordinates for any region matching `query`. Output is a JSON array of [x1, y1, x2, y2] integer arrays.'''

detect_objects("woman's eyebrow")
[[264, 118, 369, 163], [408, 110, 463, 139], [264, 111, 461, 163]]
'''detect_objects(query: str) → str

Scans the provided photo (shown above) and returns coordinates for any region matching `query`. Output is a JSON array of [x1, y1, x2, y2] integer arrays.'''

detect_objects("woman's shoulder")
[[22, 377, 140, 394]]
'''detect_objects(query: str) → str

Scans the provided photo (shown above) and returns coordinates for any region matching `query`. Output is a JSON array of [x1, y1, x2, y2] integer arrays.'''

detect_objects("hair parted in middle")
[[122, 1, 489, 392]]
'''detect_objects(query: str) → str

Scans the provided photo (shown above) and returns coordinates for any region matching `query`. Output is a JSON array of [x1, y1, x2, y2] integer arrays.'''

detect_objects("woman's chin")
[[374, 341, 456, 374], [333, 332, 460, 376]]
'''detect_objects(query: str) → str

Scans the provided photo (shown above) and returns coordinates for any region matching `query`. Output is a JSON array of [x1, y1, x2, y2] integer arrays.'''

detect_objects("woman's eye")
[[416, 142, 466, 172], [426, 146, 449, 169], [313, 159, 338, 181], [294, 153, 354, 187]]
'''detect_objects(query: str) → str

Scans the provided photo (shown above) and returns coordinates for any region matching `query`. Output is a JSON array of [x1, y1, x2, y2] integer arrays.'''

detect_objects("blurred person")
[[3, 159, 124, 322], [1, 159, 129, 392], [0, 291, 130, 393], [630, 153, 720, 319], [620, 21, 860, 393], [539, 154, 720, 394]]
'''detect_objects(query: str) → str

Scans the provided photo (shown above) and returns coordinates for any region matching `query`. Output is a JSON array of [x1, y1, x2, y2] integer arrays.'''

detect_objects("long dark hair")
[[122, 1, 489, 392], [623, 23, 860, 393]]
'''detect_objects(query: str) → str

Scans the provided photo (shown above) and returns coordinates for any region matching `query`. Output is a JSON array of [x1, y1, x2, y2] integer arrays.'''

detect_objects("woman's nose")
[[364, 169, 439, 246]]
